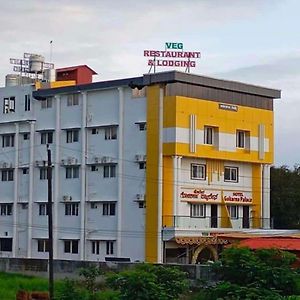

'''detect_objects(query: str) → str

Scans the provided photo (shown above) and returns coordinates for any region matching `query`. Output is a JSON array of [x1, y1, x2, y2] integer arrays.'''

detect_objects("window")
[[139, 162, 146, 170], [65, 203, 79, 216], [224, 166, 238, 182], [91, 128, 99, 135], [91, 165, 98, 172], [41, 132, 53, 144], [2, 134, 14, 147], [3, 97, 15, 114], [106, 241, 114, 255], [92, 241, 100, 255], [1, 170, 14, 181], [204, 126, 214, 145], [64, 240, 79, 254], [41, 98, 52, 109], [105, 127, 117, 140], [66, 130, 79, 143], [138, 122, 147, 131], [229, 205, 239, 219], [103, 165, 116, 178], [22, 168, 29, 175], [23, 133, 30, 140], [236, 130, 245, 148], [25, 94, 31, 111], [103, 203, 116, 216], [66, 166, 79, 179], [0, 204, 12, 216], [39, 203, 48, 216], [67, 94, 79, 106], [191, 164, 206, 180], [91, 202, 98, 209], [40, 168, 48, 180], [37, 239, 49, 252], [0, 238, 12, 251], [190, 204, 206, 217]]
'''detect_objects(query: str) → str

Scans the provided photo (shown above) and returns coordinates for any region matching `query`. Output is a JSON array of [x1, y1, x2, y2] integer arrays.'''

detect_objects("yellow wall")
[[162, 156, 173, 227], [252, 164, 262, 228], [163, 96, 274, 164], [145, 85, 160, 262]]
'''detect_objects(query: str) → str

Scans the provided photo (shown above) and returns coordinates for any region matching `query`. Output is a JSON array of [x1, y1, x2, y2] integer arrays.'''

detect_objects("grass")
[[0, 272, 52, 300]]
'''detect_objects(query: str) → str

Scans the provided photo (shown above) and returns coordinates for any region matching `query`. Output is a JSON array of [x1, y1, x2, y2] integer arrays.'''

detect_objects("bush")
[[106, 264, 189, 300]]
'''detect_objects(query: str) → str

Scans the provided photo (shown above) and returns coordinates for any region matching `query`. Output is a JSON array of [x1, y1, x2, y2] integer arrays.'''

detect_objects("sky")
[[0, 0, 299, 166]]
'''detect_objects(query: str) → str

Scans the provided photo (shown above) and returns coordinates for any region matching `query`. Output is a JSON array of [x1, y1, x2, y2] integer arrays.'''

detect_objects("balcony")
[[163, 215, 273, 231]]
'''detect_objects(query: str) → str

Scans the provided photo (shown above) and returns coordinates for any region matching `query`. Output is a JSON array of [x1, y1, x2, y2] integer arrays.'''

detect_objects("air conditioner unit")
[[63, 195, 72, 201], [101, 156, 109, 163], [136, 194, 145, 201]]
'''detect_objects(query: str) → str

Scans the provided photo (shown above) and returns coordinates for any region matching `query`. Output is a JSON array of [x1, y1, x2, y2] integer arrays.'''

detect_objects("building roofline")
[[56, 65, 98, 75], [33, 70, 281, 100]]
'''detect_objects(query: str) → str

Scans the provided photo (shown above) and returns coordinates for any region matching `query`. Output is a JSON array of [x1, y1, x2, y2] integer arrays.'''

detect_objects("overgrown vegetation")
[[271, 165, 300, 229], [193, 247, 300, 300]]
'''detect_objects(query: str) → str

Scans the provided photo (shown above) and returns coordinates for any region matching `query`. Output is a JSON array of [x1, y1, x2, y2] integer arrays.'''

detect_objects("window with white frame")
[[23, 133, 30, 140], [191, 164, 206, 180], [64, 240, 79, 254], [236, 130, 246, 148], [139, 162, 146, 170], [0, 204, 12, 216], [25, 94, 31, 111], [3, 97, 15, 114], [65, 203, 79, 216], [224, 166, 238, 182], [104, 126, 117, 140], [103, 203, 116, 216], [91, 128, 99, 135], [1, 169, 14, 181], [41, 98, 52, 109], [22, 168, 29, 175], [39, 203, 48, 216], [66, 129, 79, 143], [190, 204, 206, 218], [229, 205, 239, 219], [2, 134, 14, 147], [106, 241, 114, 255], [67, 94, 79, 106], [204, 126, 214, 145], [40, 132, 53, 144], [66, 166, 79, 179], [91, 240, 100, 255], [37, 239, 49, 252], [103, 165, 116, 178], [40, 168, 48, 180]]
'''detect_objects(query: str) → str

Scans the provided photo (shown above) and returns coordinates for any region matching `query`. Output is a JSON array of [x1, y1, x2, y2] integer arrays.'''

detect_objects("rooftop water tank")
[[29, 54, 44, 73], [5, 74, 20, 87], [43, 68, 56, 82]]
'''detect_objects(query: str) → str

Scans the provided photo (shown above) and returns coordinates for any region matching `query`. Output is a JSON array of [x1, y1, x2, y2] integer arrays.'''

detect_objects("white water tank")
[[29, 54, 44, 73], [5, 74, 20, 87], [43, 68, 56, 82]]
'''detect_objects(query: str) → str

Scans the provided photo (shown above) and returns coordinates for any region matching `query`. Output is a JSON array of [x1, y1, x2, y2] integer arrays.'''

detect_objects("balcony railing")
[[162, 215, 273, 230]]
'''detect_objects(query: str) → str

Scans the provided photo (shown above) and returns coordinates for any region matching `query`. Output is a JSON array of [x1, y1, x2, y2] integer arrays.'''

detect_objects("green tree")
[[271, 165, 300, 229]]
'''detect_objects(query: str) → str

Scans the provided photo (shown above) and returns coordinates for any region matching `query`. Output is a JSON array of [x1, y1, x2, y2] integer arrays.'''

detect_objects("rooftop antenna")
[[50, 40, 53, 62]]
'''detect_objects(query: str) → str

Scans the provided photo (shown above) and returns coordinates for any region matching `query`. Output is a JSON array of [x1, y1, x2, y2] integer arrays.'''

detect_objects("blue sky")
[[0, 0, 299, 166]]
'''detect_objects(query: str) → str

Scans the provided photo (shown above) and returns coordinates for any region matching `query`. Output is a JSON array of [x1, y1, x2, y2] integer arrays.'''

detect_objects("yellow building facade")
[[143, 71, 280, 263]]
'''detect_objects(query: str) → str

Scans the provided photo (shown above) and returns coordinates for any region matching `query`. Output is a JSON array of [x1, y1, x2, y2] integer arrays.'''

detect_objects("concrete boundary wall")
[[0, 258, 215, 281]]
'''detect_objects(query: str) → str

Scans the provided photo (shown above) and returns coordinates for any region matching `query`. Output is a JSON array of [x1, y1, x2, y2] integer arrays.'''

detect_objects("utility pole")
[[47, 145, 54, 300]]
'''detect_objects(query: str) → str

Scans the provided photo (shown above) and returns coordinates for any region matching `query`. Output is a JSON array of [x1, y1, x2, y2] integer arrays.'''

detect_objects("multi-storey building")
[[0, 70, 280, 263]]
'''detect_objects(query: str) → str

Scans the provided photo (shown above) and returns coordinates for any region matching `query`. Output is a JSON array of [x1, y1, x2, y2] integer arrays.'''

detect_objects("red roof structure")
[[238, 238, 300, 251], [56, 65, 97, 85]]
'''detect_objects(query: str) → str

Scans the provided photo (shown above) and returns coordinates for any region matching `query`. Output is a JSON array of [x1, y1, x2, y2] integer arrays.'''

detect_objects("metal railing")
[[162, 215, 273, 230]]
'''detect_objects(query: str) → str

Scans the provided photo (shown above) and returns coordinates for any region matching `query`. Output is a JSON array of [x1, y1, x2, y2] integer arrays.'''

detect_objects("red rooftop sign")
[[144, 42, 201, 71]]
